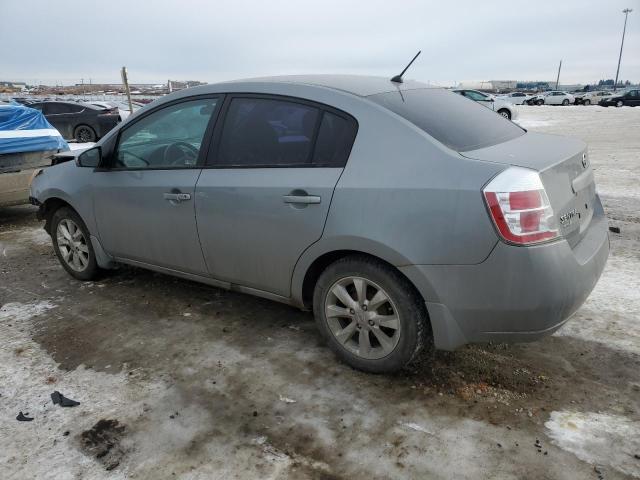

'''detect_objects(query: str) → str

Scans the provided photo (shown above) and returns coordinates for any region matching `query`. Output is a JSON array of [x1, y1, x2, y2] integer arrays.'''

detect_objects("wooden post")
[[121, 67, 134, 114]]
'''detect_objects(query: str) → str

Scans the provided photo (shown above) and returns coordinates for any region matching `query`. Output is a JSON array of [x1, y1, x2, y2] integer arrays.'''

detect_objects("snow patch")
[[0, 300, 56, 322], [68, 142, 95, 151], [545, 411, 640, 478], [515, 119, 556, 128], [399, 421, 435, 435]]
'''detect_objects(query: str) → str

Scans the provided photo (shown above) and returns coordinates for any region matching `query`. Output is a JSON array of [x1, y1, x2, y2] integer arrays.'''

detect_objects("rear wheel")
[[562, 99, 569, 106], [51, 207, 99, 281], [497, 108, 511, 120], [74, 124, 96, 143], [313, 256, 428, 373]]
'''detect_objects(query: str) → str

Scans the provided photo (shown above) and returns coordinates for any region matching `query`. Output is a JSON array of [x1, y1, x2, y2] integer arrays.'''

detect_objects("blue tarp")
[[0, 105, 69, 155]]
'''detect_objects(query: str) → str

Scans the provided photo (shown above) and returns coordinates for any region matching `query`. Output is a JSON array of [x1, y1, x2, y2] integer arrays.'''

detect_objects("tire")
[[562, 99, 569, 106], [497, 108, 511, 120], [73, 124, 96, 143], [536, 99, 544, 106], [584, 99, 591, 106], [616, 100, 623, 108], [51, 206, 100, 281], [313, 255, 428, 373]]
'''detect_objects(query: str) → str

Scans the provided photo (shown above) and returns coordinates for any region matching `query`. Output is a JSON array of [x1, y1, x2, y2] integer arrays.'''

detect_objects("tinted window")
[[369, 88, 525, 152], [115, 98, 218, 169], [465, 91, 488, 101], [217, 98, 319, 166], [45, 103, 73, 114], [313, 112, 357, 167]]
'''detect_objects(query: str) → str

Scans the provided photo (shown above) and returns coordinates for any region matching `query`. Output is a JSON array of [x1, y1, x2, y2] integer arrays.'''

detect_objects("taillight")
[[483, 167, 559, 245]]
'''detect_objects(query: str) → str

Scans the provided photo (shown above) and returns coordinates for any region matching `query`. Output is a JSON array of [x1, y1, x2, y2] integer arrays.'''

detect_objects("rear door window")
[[216, 97, 320, 167], [368, 88, 525, 152], [312, 112, 357, 167]]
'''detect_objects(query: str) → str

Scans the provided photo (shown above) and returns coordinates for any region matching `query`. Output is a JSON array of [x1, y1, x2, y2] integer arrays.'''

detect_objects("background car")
[[27, 101, 120, 142], [30, 75, 607, 373], [574, 91, 613, 105], [539, 91, 575, 105], [599, 89, 640, 107], [88, 100, 144, 120], [496, 91, 532, 105], [452, 89, 518, 119]]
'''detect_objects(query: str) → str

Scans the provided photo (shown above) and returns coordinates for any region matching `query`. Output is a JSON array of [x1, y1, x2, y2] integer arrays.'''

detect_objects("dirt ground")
[[1, 105, 639, 480]]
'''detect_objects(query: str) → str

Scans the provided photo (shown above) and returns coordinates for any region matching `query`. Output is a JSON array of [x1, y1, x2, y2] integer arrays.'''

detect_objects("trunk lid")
[[462, 132, 596, 248]]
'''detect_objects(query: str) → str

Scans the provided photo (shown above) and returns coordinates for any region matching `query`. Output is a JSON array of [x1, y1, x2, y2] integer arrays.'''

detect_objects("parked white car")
[[540, 91, 575, 106], [452, 89, 518, 120], [574, 91, 614, 105], [496, 92, 532, 105]]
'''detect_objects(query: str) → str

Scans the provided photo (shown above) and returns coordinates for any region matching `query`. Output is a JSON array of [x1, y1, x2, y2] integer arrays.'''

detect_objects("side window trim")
[[205, 93, 358, 169], [107, 94, 224, 170]]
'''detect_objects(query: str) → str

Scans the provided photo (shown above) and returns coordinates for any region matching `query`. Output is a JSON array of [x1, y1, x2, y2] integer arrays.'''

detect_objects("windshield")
[[368, 88, 525, 152]]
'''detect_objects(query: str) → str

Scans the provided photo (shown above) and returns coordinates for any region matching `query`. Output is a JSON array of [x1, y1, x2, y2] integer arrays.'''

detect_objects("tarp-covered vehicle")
[[0, 104, 68, 206]]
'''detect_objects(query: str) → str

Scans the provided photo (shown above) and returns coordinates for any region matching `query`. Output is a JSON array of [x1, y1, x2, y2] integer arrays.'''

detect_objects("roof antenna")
[[391, 51, 421, 83]]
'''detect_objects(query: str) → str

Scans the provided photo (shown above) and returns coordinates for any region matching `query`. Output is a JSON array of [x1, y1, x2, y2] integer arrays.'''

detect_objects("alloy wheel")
[[56, 218, 89, 272], [77, 127, 93, 142], [324, 276, 401, 360]]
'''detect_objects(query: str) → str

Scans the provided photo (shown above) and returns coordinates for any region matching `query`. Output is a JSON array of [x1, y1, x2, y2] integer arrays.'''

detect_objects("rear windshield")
[[368, 88, 525, 152]]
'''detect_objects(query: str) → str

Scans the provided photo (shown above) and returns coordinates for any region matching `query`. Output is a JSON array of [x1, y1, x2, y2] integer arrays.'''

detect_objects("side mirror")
[[77, 146, 102, 168]]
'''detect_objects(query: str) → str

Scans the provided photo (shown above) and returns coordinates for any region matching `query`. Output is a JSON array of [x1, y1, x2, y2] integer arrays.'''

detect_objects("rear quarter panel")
[[291, 99, 505, 301]]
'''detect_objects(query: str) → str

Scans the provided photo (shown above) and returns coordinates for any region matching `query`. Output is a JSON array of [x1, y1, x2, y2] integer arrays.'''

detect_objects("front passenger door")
[[92, 96, 220, 274]]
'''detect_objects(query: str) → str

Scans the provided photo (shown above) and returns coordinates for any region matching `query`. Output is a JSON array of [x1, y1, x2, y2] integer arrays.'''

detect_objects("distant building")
[[456, 80, 584, 92], [0, 81, 27, 91]]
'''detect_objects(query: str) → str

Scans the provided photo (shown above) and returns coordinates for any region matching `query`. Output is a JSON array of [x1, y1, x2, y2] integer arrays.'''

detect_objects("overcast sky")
[[1, 0, 638, 86]]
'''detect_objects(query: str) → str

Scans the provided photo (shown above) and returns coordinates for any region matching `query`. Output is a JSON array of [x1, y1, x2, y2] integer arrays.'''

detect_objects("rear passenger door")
[[43, 103, 80, 139], [195, 95, 357, 297]]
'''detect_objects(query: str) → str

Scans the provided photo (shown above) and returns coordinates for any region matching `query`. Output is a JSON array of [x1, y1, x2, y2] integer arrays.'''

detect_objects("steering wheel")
[[162, 141, 199, 166]]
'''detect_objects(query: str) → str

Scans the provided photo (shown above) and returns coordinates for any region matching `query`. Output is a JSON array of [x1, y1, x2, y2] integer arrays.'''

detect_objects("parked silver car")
[[29, 75, 609, 373]]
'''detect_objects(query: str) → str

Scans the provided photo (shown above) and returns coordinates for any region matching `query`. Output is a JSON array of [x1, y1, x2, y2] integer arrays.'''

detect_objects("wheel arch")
[[293, 242, 435, 312], [39, 196, 76, 234]]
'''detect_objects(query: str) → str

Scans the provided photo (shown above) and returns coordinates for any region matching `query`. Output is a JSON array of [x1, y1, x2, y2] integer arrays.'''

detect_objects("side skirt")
[[112, 256, 294, 307]]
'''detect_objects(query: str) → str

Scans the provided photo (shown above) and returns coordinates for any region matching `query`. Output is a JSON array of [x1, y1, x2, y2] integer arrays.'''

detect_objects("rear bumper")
[[400, 196, 609, 350]]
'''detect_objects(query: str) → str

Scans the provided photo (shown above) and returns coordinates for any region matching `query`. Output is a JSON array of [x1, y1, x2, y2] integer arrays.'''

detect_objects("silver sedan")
[[30, 75, 609, 373]]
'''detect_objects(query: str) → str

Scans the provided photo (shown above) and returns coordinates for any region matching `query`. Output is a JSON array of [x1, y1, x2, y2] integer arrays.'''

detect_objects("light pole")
[[614, 8, 633, 92]]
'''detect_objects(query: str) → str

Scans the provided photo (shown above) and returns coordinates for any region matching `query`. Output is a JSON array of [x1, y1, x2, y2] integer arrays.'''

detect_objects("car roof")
[[214, 74, 435, 97]]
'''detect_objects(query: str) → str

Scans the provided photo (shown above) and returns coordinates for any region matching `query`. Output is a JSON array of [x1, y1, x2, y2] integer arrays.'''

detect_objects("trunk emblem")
[[560, 208, 578, 227]]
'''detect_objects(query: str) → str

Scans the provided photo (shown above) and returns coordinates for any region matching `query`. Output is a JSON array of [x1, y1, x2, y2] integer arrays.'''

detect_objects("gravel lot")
[[1, 105, 639, 480]]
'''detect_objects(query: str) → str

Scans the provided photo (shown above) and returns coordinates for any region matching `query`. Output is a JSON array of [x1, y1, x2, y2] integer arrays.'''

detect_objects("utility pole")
[[121, 67, 134, 114], [555, 60, 562, 90], [614, 8, 633, 91]]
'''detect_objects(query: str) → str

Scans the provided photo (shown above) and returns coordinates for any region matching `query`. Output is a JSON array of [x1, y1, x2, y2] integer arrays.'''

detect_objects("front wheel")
[[313, 256, 428, 373], [616, 100, 624, 107], [584, 99, 591, 105], [536, 99, 544, 105], [497, 108, 511, 120], [51, 207, 100, 281], [562, 99, 569, 105]]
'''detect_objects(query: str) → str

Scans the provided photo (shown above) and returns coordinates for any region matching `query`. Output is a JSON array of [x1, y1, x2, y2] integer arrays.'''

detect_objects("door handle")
[[283, 194, 321, 204], [163, 192, 191, 202]]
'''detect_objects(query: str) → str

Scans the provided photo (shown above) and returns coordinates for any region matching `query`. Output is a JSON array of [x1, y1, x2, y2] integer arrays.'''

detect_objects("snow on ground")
[[68, 142, 95, 151], [546, 411, 640, 478]]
